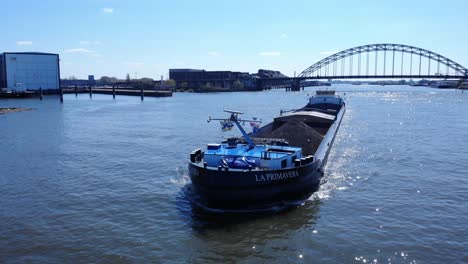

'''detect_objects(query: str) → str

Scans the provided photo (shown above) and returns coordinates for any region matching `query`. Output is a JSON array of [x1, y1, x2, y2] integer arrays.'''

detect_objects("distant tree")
[[126, 73, 131, 82], [99, 76, 119, 83], [68, 76, 77, 80], [139, 77, 155, 84], [232, 80, 244, 90]]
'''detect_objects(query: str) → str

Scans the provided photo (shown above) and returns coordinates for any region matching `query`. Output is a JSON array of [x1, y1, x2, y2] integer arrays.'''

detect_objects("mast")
[[207, 110, 261, 148]]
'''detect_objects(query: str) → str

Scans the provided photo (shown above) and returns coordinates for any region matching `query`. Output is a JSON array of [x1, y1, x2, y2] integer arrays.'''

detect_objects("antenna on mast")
[[207, 110, 261, 148]]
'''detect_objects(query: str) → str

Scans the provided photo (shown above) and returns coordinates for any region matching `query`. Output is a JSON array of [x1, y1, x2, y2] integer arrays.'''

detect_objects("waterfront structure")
[[0, 52, 60, 92], [254, 69, 289, 79], [169, 69, 256, 90], [460, 81, 468, 89]]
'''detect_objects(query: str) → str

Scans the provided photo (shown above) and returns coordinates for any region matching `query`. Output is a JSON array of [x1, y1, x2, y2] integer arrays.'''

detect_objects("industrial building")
[[0, 52, 60, 92], [169, 69, 256, 90], [169, 69, 291, 91]]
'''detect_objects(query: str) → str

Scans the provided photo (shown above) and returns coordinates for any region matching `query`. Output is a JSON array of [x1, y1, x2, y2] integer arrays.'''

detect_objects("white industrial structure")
[[0, 52, 60, 92]]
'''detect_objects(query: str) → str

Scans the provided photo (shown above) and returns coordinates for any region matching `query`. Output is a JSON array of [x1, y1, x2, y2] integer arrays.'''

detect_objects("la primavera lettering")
[[255, 170, 299, 182]]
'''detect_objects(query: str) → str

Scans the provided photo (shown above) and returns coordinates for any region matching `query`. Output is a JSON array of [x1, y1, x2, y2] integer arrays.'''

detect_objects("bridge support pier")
[[291, 78, 301, 92]]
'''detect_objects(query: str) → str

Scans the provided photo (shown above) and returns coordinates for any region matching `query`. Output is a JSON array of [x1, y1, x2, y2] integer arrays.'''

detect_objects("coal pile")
[[254, 119, 324, 156]]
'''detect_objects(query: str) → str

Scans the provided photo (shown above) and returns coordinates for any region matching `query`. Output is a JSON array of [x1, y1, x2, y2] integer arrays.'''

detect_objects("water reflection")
[[176, 184, 322, 262], [176, 184, 322, 232]]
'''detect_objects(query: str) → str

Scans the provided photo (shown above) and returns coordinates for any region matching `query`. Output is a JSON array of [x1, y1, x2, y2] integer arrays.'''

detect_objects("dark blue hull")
[[188, 160, 323, 210]]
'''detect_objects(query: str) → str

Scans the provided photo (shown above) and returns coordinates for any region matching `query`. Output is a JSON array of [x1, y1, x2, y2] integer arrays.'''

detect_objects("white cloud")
[[320, 50, 338, 55], [17, 41, 33, 46], [65, 48, 94, 53], [208, 51, 220, 56], [80, 40, 101, 45], [258, 51, 281, 56], [280, 33, 288, 39], [102, 8, 114, 13], [121, 61, 144, 67]]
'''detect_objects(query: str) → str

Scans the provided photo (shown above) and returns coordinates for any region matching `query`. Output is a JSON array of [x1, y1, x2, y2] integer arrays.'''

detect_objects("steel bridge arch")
[[298, 43, 468, 78]]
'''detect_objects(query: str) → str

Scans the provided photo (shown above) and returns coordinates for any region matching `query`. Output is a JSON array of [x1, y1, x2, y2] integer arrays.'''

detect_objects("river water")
[[1, 85, 467, 263]]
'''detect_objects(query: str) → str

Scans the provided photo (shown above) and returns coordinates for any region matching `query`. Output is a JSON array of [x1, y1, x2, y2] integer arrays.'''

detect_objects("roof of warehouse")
[[1, 52, 59, 56]]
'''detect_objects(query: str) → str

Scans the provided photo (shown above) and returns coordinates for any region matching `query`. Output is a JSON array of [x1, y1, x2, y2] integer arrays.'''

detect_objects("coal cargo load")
[[254, 118, 324, 156]]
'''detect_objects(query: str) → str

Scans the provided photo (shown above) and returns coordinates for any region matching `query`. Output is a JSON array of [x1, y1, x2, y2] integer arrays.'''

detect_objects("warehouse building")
[[169, 69, 256, 90], [0, 52, 60, 92]]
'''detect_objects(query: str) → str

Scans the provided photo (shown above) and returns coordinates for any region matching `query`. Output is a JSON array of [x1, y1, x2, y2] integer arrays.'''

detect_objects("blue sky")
[[3, 0, 468, 79]]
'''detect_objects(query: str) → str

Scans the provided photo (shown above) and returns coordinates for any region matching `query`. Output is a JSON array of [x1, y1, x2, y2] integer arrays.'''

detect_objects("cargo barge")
[[188, 90, 345, 212]]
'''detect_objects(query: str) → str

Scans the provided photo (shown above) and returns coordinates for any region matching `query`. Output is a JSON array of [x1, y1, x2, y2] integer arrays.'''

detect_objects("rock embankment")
[[0, 108, 33, 115]]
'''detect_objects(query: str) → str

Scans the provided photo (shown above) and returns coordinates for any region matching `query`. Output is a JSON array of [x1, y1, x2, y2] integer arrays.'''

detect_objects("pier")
[[0, 85, 172, 102], [62, 87, 172, 98]]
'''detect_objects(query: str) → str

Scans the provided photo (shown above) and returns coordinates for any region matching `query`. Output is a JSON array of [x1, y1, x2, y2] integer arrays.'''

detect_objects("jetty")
[[62, 87, 172, 97], [0, 85, 172, 103]]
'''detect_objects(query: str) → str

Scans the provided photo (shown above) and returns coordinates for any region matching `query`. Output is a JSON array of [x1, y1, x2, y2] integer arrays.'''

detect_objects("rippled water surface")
[[1, 85, 467, 263]]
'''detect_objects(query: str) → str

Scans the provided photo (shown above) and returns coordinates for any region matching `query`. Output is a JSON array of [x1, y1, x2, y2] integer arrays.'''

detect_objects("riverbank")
[[0, 107, 33, 115]]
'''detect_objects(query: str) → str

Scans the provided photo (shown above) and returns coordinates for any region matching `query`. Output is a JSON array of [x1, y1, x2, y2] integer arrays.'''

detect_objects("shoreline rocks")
[[0, 108, 33, 115]]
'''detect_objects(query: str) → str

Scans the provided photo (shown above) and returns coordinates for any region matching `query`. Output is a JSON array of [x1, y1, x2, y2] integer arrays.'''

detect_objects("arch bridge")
[[298, 43, 467, 79], [258, 44, 468, 90]]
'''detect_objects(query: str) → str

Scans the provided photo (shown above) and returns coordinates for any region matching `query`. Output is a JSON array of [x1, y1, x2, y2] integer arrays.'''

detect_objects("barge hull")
[[188, 105, 346, 210], [189, 160, 322, 208], [313, 104, 346, 168], [187, 91, 346, 211]]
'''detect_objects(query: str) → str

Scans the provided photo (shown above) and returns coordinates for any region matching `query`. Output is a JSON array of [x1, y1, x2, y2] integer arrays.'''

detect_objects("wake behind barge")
[[188, 90, 345, 211]]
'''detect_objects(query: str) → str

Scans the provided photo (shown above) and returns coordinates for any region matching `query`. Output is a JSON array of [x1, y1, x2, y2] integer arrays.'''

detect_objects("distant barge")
[[188, 90, 345, 211]]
